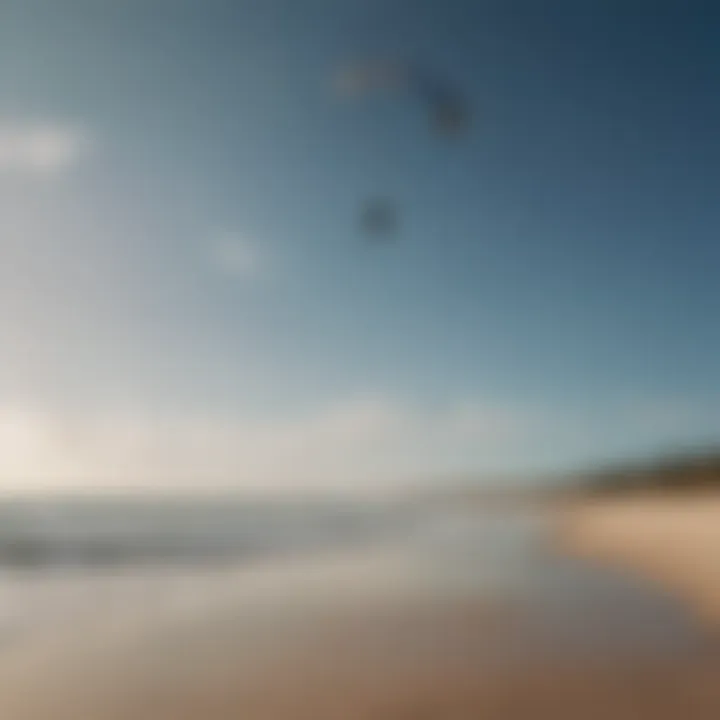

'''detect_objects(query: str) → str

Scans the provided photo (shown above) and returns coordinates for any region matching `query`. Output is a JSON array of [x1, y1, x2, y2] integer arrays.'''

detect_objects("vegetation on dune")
[[581, 447, 720, 495]]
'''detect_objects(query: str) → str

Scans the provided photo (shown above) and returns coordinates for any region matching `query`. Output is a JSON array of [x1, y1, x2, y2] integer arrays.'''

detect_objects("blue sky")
[[2, 0, 720, 490]]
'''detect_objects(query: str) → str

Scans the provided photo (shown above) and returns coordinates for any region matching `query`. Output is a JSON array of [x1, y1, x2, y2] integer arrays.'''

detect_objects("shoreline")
[[1, 500, 719, 718], [557, 493, 720, 630]]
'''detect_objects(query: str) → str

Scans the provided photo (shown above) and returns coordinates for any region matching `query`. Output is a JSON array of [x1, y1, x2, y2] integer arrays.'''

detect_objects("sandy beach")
[[1, 602, 718, 720], [0, 502, 719, 719], [1, 594, 719, 720], [560, 493, 720, 629]]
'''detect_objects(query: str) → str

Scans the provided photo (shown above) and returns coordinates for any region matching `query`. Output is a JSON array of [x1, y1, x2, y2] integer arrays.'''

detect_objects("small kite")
[[334, 57, 471, 239]]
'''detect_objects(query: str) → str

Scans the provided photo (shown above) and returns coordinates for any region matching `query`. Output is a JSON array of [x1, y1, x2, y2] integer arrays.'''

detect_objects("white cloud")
[[0, 121, 89, 175], [209, 232, 260, 279], [0, 394, 534, 493]]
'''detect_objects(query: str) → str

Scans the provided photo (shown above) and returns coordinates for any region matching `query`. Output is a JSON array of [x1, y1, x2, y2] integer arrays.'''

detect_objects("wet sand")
[[1, 506, 719, 719], [1, 605, 719, 720]]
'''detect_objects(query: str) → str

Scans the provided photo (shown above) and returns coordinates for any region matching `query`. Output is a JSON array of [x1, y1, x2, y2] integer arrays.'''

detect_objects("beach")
[[0, 501, 718, 719], [560, 493, 720, 629]]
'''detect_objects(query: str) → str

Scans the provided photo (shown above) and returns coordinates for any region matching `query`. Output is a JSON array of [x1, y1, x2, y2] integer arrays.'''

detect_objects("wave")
[[0, 496, 414, 569]]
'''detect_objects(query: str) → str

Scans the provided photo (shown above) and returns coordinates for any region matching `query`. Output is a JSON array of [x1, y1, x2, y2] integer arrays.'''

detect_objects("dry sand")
[[560, 493, 720, 628]]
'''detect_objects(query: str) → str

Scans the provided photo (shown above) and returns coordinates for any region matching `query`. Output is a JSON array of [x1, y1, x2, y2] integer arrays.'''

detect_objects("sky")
[[2, 0, 720, 492]]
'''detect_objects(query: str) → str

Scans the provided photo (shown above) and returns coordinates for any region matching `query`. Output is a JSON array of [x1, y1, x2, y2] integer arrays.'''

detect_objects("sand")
[[560, 493, 720, 628], [1, 595, 720, 720], [1, 504, 720, 719]]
